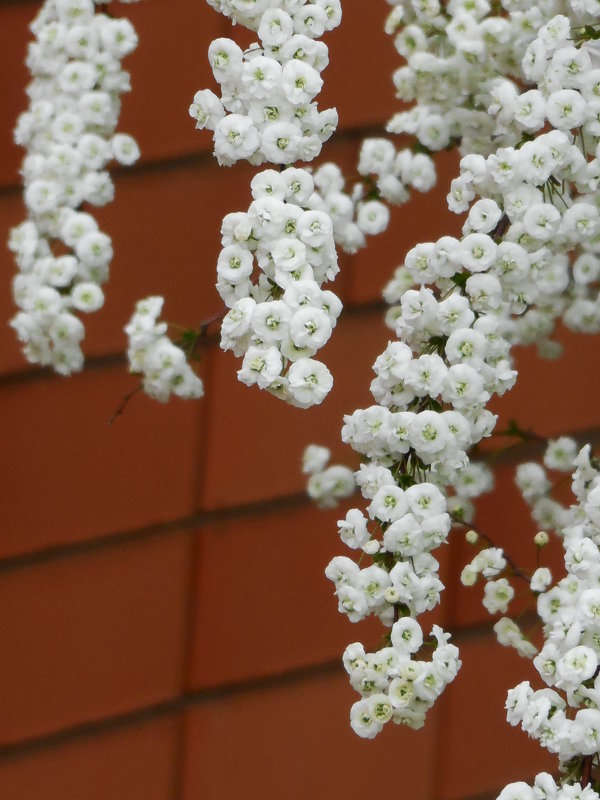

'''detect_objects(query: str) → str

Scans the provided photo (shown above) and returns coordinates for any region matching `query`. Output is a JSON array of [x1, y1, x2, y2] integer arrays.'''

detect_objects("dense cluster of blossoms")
[[189, 1, 341, 167], [188, 0, 403, 405], [498, 775, 600, 800], [125, 297, 204, 402], [324, 0, 600, 739], [384, 0, 568, 156], [302, 444, 354, 507], [324, 303, 510, 735], [384, 7, 600, 353], [184, 0, 364, 405], [502, 445, 600, 770], [217, 166, 342, 406], [10, 0, 141, 374]]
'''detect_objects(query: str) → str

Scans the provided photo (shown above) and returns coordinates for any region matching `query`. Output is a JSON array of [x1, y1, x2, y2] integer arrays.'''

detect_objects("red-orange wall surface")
[[1, 2, 599, 799]]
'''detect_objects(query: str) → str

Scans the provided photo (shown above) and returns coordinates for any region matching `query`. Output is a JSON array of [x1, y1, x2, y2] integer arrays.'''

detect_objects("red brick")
[[434, 635, 554, 800], [1, 366, 203, 557], [490, 323, 600, 439], [320, 3, 398, 131], [198, 307, 389, 509], [0, 717, 178, 800], [0, 3, 32, 188], [188, 503, 383, 689], [1, 0, 400, 187], [0, 189, 31, 375], [0, 533, 190, 744], [117, 0, 228, 164], [2, 158, 255, 372], [0, 2, 227, 189], [182, 669, 440, 800], [84, 159, 255, 359]]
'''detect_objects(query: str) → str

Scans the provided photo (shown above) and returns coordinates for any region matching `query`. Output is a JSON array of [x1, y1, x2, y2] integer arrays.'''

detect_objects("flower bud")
[[534, 530, 549, 547]]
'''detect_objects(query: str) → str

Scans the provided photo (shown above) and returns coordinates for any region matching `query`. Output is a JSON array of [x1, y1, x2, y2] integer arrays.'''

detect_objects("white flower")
[[545, 90, 587, 131], [409, 411, 451, 461], [368, 485, 409, 523], [70, 281, 103, 311], [214, 115, 260, 165], [497, 783, 535, 800], [287, 357, 333, 407], [261, 122, 302, 164], [571, 708, 600, 755], [189, 89, 225, 131], [442, 364, 488, 409], [530, 567, 552, 593], [460, 233, 497, 273], [111, 133, 140, 165], [544, 437, 578, 471], [391, 618, 423, 654], [338, 509, 370, 549], [555, 646, 598, 689], [516, 462, 551, 501], [517, 141, 555, 184], [302, 444, 330, 474], [356, 201, 390, 235], [289, 306, 332, 349], [217, 244, 254, 283], [281, 59, 323, 104], [483, 578, 514, 614], [307, 465, 354, 508], [350, 699, 383, 739]]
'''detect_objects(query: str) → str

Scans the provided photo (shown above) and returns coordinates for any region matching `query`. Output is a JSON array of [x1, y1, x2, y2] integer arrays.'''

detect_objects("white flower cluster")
[[190, 1, 341, 167], [10, 0, 140, 374], [357, 137, 436, 206], [325, 0, 600, 737], [384, 0, 566, 157], [505, 446, 600, 764], [447, 17, 600, 350], [125, 297, 204, 402], [342, 623, 460, 738], [498, 774, 600, 800], [302, 444, 354, 508], [516, 437, 580, 536], [494, 617, 539, 659], [384, 9, 600, 361], [325, 472, 462, 736], [219, 166, 342, 406], [309, 161, 393, 255], [325, 158, 537, 733]]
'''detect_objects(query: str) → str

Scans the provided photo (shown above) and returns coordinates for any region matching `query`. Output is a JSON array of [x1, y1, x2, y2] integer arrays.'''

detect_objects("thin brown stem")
[[197, 307, 228, 336], [491, 213, 510, 240], [581, 755, 593, 789], [188, 307, 228, 358], [108, 383, 142, 425]]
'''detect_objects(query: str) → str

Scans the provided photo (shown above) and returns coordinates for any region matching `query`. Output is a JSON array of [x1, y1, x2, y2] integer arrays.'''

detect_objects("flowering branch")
[[10, 0, 141, 375]]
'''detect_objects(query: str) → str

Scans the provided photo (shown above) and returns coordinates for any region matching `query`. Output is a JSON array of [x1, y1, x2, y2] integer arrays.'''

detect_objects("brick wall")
[[1, 2, 599, 798]]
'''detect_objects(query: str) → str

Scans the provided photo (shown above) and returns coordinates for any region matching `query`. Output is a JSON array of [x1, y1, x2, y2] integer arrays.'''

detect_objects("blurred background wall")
[[1, 1, 599, 798]]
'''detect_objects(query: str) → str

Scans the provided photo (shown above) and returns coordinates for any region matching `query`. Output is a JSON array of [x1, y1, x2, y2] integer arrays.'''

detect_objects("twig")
[[198, 307, 228, 336], [189, 307, 228, 359], [491, 213, 510, 240], [581, 755, 593, 789], [108, 383, 142, 425]]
